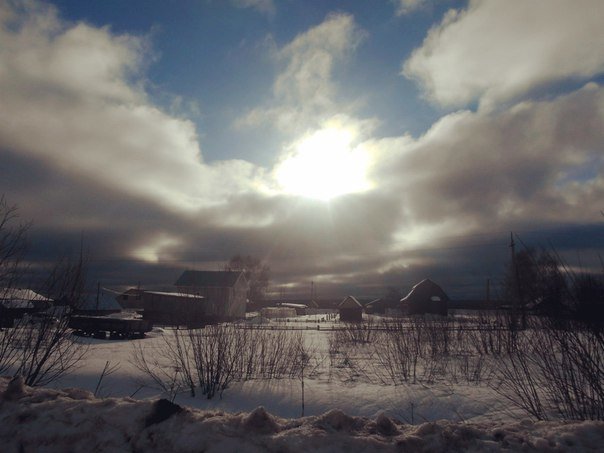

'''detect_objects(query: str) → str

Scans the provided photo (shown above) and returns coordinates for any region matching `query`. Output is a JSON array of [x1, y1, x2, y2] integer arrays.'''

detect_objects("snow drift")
[[1, 376, 603, 452]]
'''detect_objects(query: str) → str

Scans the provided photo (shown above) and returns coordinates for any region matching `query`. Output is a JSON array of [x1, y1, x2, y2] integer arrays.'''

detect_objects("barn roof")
[[144, 291, 205, 300], [401, 279, 449, 303], [175, 270, 245, 288], [0, 288, 51, 308], [78, 289, 123, 312], [339, 296, 362, 309]]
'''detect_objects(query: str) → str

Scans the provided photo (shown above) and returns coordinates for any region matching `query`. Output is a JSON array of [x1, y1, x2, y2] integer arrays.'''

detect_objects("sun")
[[275, 127, 371, 200]]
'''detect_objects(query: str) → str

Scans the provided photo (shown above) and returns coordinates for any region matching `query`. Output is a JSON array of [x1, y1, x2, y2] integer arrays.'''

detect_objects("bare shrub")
[[334, 317, 374, 345], [132, 324, 305, 400], [492, 317, 604, 420], [372, 319, 422, 384]]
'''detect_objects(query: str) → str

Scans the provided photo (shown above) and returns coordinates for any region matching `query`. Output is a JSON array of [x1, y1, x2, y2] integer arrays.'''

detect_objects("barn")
[[400, 279, 449, 316], [142, 291, 206, 326], [175, 270, 248, 321], [338, 296, 363, 322], [115, 288, 144, 310]]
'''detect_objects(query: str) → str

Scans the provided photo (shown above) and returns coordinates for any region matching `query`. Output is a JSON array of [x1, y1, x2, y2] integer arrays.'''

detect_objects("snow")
[[3, 315, 604, 451], [1, 376, 604, 452]]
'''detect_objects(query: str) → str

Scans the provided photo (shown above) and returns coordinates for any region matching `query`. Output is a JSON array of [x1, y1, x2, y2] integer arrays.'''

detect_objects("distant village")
[[0, 268, 500, 339]]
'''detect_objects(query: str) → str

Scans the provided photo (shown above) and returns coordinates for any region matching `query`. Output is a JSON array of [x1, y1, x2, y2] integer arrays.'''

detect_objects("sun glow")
[[275, 127, 371, 200]]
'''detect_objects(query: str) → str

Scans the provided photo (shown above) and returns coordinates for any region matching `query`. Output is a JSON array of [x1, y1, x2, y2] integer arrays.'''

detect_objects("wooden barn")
[[142, 291, 206, 326], [365, 298, 402, 316], [338, 296, 363, 322], [400, 279, 449, 316], [175, 270, 248, 321], [115, 288, 144, 310]]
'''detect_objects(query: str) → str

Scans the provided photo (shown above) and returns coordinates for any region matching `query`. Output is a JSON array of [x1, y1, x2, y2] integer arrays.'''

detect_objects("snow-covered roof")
[[400, 279, 449, 303], [143, 291, 205, 300], [77, 290, 122, 311], [339, 296, 362, 309], [278, 303, 307, 309], [0, 288, 51, 309]]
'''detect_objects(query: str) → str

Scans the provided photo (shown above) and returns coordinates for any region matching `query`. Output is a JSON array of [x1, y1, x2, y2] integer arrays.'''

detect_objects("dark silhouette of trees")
[[503, 243, 604, 326]]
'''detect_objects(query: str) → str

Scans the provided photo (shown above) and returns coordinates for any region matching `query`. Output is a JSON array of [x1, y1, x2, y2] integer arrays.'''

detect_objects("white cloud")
[[393, 0, 428, 16], [0, 1, 265, 212], [368, 83, 604, 231], [231, 0, 275, 15], [237, 13, 365, 134], [403, 0, 604, 108]]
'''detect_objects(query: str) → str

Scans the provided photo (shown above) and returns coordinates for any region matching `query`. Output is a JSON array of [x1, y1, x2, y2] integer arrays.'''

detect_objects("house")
[[400, 279, 449, 316], [142, 291, 206, 326], [338, 296, 363, 322], [115, 288, 145, 310], [174, 270, 248, 321], [0, 288, 52, 327]]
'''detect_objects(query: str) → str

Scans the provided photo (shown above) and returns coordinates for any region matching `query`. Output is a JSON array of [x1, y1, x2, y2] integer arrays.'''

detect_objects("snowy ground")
[[2, 376, 604, 452], [3, 314, 604, 451], [48, 317, 512, 423]]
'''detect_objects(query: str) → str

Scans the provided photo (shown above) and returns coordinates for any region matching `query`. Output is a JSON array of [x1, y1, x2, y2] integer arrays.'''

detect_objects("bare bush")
[[492, 317, 604, 420], [372, 319, 422, 384], [132, 324, 305, 400], [334, 318, 375, 345]]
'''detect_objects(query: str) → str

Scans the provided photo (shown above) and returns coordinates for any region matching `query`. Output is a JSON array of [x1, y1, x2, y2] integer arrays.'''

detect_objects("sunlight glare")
[[275, 127, 370, 200]]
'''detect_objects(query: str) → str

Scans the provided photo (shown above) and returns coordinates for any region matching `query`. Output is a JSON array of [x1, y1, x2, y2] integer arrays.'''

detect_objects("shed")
[[339, 296, 363, 322], [175, 270, 248, 321], [400, 279, 449, 316]]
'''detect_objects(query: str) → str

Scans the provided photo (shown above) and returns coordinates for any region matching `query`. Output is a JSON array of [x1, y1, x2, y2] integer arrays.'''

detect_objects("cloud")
[[236, 13, 365, 134], [0, 1, 266, 213], [403, 0, 604, 108], [1, 1, 602, 299], [231, 0, 275, 16], [393, 0, 428, 16], [369, 83, 604, 236]]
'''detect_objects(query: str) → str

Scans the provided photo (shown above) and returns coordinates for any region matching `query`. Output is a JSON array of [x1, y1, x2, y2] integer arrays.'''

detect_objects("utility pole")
[[510, 232, 526, 330], [96, 282, 100, 311], [510, 233, 518, 331]]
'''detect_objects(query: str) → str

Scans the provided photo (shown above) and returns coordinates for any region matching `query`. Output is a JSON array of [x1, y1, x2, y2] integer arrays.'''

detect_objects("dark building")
[[142, 291, 206, 326], [338, 295, 363, 322], [175, 270, 248, 321], [115, 288, 144, 310], [400, 279, 449, 316]]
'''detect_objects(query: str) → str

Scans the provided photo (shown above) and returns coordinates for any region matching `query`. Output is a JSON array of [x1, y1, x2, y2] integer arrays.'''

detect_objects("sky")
[[0, 0, 603, 299]]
